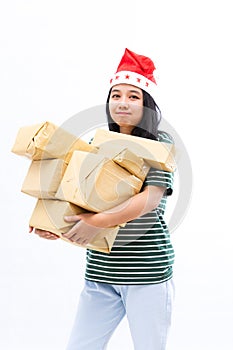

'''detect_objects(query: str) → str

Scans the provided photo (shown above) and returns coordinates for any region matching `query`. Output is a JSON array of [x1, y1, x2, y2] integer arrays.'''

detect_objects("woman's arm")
[[80, 185, 165, 228], [63, 185, 165, 245]]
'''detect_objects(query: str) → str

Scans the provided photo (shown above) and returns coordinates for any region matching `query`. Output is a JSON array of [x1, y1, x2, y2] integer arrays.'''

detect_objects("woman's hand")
[[29, 226, 60, 240], [63, 213, 104, 245]]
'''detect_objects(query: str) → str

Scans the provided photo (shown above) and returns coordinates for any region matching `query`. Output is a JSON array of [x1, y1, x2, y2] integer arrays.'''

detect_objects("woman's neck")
[[119, 126, 133, 135]]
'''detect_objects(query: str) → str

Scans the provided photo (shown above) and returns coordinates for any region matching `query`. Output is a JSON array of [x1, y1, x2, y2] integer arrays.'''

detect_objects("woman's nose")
[[118, 97, 129, 108]]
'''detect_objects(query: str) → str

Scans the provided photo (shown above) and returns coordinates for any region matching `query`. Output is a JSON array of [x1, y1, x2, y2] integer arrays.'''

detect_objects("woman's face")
[[109, 84, 143, 134]]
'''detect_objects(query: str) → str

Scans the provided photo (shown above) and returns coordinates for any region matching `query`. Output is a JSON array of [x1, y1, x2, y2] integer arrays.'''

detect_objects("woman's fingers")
[[34, 228, 59, 240], [64, 215, 81, 222]]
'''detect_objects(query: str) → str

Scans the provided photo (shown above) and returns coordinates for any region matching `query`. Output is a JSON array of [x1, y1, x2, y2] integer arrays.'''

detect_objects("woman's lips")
[[116, 112, 130, 115]]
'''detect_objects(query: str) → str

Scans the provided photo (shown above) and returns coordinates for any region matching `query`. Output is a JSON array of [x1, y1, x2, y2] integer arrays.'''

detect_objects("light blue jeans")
[[66, 279, 175, 350]]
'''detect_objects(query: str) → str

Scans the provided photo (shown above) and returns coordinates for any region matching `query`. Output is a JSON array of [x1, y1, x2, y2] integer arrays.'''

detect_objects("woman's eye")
[[130, 95, 139, 100], [111, 94, 120, 99]]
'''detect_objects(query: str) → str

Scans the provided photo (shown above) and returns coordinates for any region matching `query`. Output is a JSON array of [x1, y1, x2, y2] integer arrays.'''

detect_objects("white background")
[[0, 0, 232, 349]]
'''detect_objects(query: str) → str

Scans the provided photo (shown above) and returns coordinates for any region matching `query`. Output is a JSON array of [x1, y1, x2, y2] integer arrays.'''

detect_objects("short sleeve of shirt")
[[143, 131, 175, 196]]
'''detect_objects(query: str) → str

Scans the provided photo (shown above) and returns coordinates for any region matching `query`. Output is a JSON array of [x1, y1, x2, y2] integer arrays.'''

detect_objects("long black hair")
[[106, 88, 162, 140]]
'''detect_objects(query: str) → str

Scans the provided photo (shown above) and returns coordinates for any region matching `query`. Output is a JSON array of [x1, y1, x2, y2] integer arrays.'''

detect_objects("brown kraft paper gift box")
[[11, 121, 97, 163], [55, 150, 143, 212], [21, 158, 67, 199], [112, 148, 150, 181], [29, 199, 119, 254], [91, 128, 176, 172]]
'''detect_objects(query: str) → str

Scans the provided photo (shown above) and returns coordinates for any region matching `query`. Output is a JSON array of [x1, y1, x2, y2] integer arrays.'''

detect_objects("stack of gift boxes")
[[11, 121, 176, 254]]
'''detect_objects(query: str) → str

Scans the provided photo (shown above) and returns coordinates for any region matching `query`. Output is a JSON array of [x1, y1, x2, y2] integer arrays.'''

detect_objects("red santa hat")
[[109, 48, 158, 100]]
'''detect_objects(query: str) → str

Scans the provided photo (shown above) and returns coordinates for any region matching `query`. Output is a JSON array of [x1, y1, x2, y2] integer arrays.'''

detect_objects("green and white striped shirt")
[[85, 131, 175, 285]]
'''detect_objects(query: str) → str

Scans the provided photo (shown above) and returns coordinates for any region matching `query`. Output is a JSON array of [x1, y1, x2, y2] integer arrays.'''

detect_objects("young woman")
[[30, 48, 175, 350]]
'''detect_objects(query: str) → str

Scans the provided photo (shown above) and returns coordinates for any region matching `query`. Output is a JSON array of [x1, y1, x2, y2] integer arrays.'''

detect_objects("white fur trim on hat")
[[109, 70, 157, 101]]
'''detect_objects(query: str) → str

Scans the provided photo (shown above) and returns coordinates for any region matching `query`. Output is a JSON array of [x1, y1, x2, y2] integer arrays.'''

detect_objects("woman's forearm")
[[92, 185, 165, 228]]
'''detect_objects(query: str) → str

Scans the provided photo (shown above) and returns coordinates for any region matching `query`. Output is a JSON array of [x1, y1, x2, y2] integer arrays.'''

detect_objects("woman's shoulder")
[[157, 130, 174, 144]]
